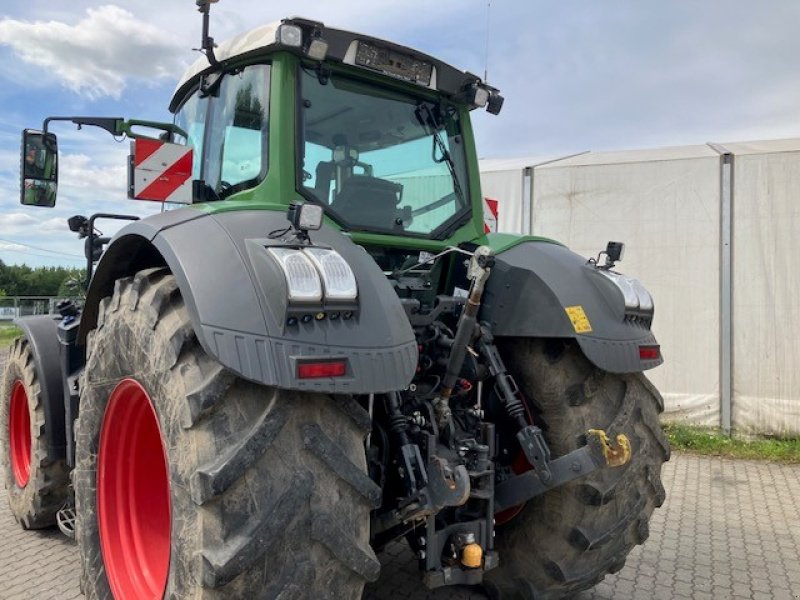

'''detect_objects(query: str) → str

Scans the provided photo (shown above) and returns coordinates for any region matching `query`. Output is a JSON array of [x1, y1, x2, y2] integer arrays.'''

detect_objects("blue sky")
[[1, 1, 799, 267]]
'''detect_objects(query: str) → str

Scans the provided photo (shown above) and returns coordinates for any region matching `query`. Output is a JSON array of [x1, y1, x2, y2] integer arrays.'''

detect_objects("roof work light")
[[287, 202, 324, 232], [276, 19, 329, 61]]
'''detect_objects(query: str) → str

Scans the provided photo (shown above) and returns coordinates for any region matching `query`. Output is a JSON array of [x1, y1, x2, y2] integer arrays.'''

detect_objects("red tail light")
[[297, 360, 347, 379], [639, 346, 661, 361]]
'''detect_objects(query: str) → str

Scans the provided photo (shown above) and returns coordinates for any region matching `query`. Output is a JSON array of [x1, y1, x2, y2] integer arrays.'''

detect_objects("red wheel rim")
[[495, 451, 532, 526], [9, 380, 32, 488], [98, 379, 171, 600], [496, 397, 537, 527]]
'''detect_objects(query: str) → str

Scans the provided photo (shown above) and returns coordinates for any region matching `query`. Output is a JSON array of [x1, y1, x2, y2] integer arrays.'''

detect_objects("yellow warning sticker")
[[565, 305, 592, 334]]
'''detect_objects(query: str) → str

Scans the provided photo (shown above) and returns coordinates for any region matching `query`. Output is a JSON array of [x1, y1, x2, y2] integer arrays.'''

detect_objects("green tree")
[[0, 260, 86, 296], [57, 270, 87, 299]]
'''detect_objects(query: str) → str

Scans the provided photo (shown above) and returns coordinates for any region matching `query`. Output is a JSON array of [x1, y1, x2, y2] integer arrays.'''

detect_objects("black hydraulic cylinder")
[[387, 392, 427, 494], [440, 299, 479, 398]]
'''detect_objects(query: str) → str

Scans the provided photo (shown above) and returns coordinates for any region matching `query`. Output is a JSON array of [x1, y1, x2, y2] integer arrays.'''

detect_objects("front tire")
[[1, 337, 70, 529], [75, 268, 381, 599], [485, 339, 670, 600]]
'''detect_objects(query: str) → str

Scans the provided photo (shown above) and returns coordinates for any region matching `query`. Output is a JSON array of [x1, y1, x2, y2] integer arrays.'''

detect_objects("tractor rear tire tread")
[[484, 338, 669, 600], [1, 336, 70, 529], [76, 267, 378, 599]]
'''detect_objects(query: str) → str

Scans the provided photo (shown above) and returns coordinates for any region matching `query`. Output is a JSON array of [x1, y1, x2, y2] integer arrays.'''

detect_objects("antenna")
[[196, 0, 220, 67], [483, 0, 492, 82]]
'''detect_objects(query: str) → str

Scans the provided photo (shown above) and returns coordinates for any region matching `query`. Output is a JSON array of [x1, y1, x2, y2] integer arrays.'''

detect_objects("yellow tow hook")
[[587, 429, 632, 468]]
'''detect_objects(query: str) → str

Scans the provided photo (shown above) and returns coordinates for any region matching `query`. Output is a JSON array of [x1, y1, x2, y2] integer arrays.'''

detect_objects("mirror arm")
[[42, 116, 187, 142], [43, 116, 126, 136], [121, 120, 188, 142]]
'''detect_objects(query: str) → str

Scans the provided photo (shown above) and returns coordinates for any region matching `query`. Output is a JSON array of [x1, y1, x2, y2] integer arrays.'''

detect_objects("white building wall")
[[478, 138, 800, 435], [530, 148, 722, 426], [725, 141, 800, 435]]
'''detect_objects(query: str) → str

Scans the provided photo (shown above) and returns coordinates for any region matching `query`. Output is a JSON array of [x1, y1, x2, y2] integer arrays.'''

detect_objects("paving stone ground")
[[2, 347, 800, 599]]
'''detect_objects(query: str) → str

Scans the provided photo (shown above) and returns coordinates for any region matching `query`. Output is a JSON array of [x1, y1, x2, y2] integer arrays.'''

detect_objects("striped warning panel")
[[483, 197, 498, 233], [129, 139, 193, 204]]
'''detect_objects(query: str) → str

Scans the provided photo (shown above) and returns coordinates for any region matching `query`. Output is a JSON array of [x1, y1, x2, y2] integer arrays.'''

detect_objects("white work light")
[[307, 38, 329, 61], [304, 248, 358, 301], [288, 202, 324, 232], [267, 248, 323, 302], [473, 87, 490, 108], [299, 203, 323, 230], [276, 24, 303, 47], [598, 270, 653, 313], [631, 278, 653, 312]]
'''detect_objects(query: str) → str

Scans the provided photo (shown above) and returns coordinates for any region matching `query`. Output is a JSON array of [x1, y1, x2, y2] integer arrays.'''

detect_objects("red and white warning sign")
[[128, 139, 193, 204], [483, 197, 499, 233]]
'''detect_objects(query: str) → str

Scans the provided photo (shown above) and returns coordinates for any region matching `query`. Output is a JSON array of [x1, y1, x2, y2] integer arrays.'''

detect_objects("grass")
[[664, 422, 800, 463], [0, 324, 22, 348]]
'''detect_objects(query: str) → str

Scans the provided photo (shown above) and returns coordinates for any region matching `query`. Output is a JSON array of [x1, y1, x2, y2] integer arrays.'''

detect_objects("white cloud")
[[0, 242, 28, 252], [0, 5, 185, 99], [38, 217, 68, 232], [0, 213, 37, 234], [60, 153, 127, 195], [0, 149, 19, 168], [0, 0, 476, 101]]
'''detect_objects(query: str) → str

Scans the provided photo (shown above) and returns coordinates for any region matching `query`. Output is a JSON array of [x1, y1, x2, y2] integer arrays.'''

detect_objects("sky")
[[1, 1, 799, 268]]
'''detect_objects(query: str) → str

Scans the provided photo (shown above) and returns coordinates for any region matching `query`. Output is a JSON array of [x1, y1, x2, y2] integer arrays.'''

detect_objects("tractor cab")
[[169, 18, 503, 245]]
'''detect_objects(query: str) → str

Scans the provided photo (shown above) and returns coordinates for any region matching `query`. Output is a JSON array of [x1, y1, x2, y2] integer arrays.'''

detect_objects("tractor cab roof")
[[170, 18, 492, 113]]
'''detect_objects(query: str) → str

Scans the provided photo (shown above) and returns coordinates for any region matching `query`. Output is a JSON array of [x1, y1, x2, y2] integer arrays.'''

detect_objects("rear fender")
[[80, 208, 418, 393], [481, 241, 662, 373], [13, 315, 67, 459]]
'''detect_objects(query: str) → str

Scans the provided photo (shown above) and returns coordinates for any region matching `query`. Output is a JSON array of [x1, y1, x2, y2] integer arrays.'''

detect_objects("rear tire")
[[75, 268, 381, 599], [1, 337, 70, 529], [484, 339, 670, 600]]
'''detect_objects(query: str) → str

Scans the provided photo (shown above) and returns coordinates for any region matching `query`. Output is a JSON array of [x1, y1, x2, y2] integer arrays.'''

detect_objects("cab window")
[[174, 91, 207, 181], [175, 64, 271, 200], [205, 65, 270, 198], [298, 68, 470, 238]]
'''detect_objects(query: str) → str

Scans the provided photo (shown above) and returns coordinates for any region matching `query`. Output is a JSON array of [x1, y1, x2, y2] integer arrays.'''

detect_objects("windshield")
[[298, 68, 471, 237]]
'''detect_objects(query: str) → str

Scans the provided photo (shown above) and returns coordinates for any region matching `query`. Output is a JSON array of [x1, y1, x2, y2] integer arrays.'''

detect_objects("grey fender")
[[80, 208, 418, 393], [481, 241, 662, 373], [13, 315, 67, 459]]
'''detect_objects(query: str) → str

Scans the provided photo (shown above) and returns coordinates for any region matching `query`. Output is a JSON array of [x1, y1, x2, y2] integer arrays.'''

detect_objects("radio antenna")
[[483, 0, 492, 82], [196, 0, 220, 67]]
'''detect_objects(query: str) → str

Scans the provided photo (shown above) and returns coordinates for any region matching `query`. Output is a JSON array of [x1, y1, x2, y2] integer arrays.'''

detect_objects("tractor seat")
[[332, 175, 403, 229]]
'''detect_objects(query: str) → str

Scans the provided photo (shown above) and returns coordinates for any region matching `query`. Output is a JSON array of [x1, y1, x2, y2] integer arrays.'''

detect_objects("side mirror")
[[605, 241, 625, 263], [20, 129, 59, 207]]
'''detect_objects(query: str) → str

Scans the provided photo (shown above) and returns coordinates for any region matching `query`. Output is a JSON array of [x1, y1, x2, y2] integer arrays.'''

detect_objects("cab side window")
[[205, 65, 270, 197], [174, 92, 208, 181]]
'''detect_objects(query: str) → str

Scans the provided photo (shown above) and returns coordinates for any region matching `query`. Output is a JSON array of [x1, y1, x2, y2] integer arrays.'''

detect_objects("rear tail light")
[[639, 345, 661, 361], [297, 360, 347, 379]]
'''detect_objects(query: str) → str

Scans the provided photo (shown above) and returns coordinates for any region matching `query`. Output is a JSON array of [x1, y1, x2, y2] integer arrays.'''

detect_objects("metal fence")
[[0, 296, 60, 320]]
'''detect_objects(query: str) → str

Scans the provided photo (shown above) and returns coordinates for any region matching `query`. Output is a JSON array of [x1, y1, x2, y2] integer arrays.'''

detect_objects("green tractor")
[[1, 4, 668, 599]]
